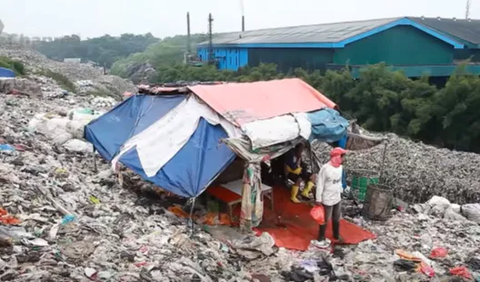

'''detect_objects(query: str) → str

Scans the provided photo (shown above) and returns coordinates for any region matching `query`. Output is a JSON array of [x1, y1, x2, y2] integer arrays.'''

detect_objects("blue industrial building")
[[197, 17, 480, 78]]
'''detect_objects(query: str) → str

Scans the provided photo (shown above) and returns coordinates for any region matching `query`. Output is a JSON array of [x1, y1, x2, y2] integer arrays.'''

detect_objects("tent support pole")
[[378, 142, 388, 183], [189, 197, 196, 236], [93, 149, 98, 173]]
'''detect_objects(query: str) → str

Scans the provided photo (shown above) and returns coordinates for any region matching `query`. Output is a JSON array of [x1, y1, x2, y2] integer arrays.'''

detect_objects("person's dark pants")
[[287, 162, 311, 183], [318, 202, 342, 241]]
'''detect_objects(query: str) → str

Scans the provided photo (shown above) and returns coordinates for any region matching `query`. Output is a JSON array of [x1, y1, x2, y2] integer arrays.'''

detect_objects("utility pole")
[[187, 12, 191, 54], [466, 0, 471, 19], [208, 13, 214, 65]]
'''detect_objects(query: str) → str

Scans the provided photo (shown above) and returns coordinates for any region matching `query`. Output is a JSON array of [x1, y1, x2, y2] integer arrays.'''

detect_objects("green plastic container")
[[351, 171, 379, 201]]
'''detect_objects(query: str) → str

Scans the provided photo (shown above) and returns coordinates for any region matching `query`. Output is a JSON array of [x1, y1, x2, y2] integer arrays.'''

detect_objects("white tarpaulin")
[[112, 96, 242, 177], [240, 113, 311, 150]]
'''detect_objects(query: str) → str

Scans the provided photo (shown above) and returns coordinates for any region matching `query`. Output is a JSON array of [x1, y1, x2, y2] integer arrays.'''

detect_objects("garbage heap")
[[0, 92, 273, 281], [0, 42, 136, 99], [1, 88, 480, 281], [313, 133, 480, 204]]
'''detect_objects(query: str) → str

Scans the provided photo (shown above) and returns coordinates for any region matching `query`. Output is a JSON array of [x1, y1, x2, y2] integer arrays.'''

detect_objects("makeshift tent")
[[85, 78, 349, 229], [0, 67, 15, 78]]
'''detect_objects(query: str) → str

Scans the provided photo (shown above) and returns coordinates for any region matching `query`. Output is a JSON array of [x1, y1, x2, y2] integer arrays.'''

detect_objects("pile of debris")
[[313, 132, 480, 204], [1, 78, 480, 281], [0, 93, 272, 281], [0, 42, 136, 99]]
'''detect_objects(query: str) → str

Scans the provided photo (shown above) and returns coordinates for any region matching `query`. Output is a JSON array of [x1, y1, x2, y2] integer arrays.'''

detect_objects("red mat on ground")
[[254, 186, 376, 251]]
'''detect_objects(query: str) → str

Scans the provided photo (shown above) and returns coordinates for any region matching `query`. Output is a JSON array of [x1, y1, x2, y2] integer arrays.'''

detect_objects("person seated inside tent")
[[284, 143, 316, 203]]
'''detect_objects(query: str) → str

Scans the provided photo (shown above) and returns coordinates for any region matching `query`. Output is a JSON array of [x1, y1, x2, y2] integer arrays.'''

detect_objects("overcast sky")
[[0, 0, 476, 39]]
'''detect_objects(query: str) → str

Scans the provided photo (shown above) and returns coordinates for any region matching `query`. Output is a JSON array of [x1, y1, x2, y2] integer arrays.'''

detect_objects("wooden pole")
[[379, 141, 388, 183]]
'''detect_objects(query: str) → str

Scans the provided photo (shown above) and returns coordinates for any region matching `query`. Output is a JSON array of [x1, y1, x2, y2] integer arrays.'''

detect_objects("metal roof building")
[[197, 17, 480, 78]]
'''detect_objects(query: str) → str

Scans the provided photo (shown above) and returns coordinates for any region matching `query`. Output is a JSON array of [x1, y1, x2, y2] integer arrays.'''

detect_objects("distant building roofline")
[[197, 16, 466, 49]]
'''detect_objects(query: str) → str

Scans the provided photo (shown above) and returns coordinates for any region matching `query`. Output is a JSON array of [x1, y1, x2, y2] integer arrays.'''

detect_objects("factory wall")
[[333, 26, 454, 65], [248, 48, 334, 73], [197, 47, 248, 71], [197, 25, 460, 73]]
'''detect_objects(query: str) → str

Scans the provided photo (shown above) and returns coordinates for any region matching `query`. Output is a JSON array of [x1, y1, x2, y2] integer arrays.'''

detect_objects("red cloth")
[[254, 187, 376, 251], [329, 147, 348, 167]]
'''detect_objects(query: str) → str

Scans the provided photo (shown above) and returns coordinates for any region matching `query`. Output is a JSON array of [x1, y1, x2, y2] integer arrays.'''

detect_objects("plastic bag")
[[430, 247, 448, 259], [450, 266, 472, 279], [310, 205, 325, 225]]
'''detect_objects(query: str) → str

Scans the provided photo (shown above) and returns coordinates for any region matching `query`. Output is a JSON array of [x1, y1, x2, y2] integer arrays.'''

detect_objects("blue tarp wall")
[[84, 94, 236, 198], [0, 67, 15, 78]]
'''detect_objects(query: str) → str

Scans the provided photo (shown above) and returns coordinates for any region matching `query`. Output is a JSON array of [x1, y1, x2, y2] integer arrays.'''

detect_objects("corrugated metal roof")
[[199, 18, 399, 45], [410, 17, 480, 45]]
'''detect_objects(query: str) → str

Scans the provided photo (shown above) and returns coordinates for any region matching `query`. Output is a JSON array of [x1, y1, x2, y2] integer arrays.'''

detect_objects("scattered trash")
[[394, 259, 417, 272], [0, 144, 15, 152], [467, 258, 480, 271], [0, 208, 21, 225], [430, 247, 448, 259], [461, 203, 480, 223], [61, 214, 75, 225], [84, 267, 98, 280], [450, 266, 472, 279], [63, 139, 93, 153], [22, 238, 49, 247], [89, 196, 100, 204]]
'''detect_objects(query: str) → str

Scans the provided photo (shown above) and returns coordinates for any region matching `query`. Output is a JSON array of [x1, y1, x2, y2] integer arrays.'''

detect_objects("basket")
[[362, 184, 393, 221], [350, 170, 379, 201]]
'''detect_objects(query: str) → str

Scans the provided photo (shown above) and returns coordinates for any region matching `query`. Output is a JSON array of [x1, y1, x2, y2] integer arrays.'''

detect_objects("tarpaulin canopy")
[[85, 95, 185, 161], [307, 108, 349, 142], [0, 67, 15, 78], [84, 79, 348, 228], [116, 118, 235, 197], [85, 95, 236, 197], [189, 78, 337, 126]]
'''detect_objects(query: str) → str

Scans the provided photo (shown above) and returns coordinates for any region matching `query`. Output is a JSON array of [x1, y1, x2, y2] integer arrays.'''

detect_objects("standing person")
[[284, 143, 316, 203], [313, 147, 347, 248]]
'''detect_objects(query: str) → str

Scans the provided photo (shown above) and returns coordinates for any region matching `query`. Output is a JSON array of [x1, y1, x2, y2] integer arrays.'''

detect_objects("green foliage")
[[37, 69, 76, 93], [110, 34, 208, 78], [33, 33, 159, 68], [0, 56, 26, 75]]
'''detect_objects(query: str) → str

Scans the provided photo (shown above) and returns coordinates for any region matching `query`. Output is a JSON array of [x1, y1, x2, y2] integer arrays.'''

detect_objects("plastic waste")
[[450, 266, 472, 279], [310, 205, 325, 225], [430, 247, 448, 259], [0, 226, 33, 241], [461, 203, 480, 223], [0, 144, 15, 152], [61, 214, 76, 225], [0, 208, 21, 225], [22, 238, 49, 247], [394, 259, 417, 272], [63, 139, 93, 153], [89, 196, 100, 204], [84, 267, 98, 280]]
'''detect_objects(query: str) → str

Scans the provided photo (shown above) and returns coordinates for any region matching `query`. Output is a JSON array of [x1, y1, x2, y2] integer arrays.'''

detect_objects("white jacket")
[[316, 162, 343, 206]]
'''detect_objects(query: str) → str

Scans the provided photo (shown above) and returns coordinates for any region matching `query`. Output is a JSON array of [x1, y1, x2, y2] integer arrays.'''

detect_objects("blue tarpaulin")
[[85, 94, 236, 198], [85, 95, 185, 161], [307, 108, 349, 143], [0, 67, 15, 78]]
